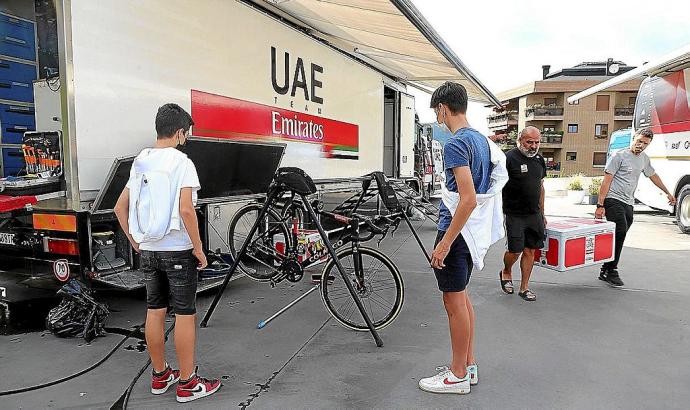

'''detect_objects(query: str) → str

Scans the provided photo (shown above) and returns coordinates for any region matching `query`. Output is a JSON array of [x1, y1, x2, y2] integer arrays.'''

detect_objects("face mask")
[[177, 129, 188, 147], [436, 107, 450, 133]]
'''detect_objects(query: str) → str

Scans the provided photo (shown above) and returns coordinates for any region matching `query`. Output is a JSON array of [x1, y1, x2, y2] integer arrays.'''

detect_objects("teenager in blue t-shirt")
[[418, 82, 491, 395]]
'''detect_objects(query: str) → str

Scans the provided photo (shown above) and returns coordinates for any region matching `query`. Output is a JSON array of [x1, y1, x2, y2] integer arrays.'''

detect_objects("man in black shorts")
[[418, 82, 493, 395], [500, 126, 546, 301], [115, 104, 220, 403]]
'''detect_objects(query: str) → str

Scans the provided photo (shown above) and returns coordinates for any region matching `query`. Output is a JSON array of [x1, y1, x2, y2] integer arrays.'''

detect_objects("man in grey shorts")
[[595, 128, 676, 286]]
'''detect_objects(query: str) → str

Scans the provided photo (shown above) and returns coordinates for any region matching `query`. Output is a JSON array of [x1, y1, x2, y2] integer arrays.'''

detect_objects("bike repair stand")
[[257, 283, 320, 329], [200, 188, 384, 348], [400, 211, 431, 264], [257, 178, 432, 330]]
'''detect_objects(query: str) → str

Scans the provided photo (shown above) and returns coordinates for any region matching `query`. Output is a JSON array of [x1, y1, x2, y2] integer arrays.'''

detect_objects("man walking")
[[500, 126, 547, 301], [114, 103, 221, 403], [595, 127, 676, 286], [418, 82, 493, 395]]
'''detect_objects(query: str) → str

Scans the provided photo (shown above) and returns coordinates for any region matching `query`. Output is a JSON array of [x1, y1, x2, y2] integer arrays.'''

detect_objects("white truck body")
[[67, 1, 403, 197], [569, 45, 690, 233], [0, 0, 498, 302], [632, 69, 690, 215]]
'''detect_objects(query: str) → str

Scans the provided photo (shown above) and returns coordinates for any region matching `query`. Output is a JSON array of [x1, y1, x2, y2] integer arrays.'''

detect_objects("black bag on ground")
[[46, 280, 109, 342]]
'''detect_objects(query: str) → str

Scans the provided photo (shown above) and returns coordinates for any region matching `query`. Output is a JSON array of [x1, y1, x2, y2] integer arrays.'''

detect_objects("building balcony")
[[487, 110, 518, 131], [540, 131, 563, 148], [525, 105, 564, 121], [614, 105, 634, 120]]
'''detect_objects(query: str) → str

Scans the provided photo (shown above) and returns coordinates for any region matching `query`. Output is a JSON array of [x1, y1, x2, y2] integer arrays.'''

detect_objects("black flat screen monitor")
[[179, 138, 285, 199]]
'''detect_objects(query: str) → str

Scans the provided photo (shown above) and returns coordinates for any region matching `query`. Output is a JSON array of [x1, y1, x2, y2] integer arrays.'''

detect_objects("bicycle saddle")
[[275, 167, 317, 195]]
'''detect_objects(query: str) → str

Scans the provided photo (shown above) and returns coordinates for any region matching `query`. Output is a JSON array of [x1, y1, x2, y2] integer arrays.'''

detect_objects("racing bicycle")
[[227, 179, 404, 331]]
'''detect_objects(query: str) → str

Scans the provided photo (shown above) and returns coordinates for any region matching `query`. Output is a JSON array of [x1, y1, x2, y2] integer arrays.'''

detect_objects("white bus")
[[569, 45, 690, 234]]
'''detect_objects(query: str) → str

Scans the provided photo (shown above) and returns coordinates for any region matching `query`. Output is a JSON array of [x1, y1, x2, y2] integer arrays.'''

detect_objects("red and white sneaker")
[[418, 367, 470, 394], [176, 368, 222, 403], [151, 365, 180, 395]]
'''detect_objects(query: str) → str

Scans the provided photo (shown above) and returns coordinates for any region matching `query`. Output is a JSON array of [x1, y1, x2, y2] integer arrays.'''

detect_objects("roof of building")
[[544, 60, 635, 79], [493, 60, 641, 103]]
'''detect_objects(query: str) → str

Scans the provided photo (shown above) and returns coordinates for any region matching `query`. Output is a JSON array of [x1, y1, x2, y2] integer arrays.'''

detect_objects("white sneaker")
[[467, 364, 478, 386], [435, 364, 478, 386], [419, 368, 470, 394]]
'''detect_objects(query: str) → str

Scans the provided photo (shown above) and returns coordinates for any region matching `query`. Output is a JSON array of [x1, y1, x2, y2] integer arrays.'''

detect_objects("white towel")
[[441, 137, 508, 270]]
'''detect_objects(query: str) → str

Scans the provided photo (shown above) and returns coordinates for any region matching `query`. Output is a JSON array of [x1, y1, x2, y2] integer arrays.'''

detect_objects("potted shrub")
[[567, 174, 586, 204], [588, 177, 603, 205]]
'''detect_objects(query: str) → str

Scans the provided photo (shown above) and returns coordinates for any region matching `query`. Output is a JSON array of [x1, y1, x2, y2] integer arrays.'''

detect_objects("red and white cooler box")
[[534, 218, 616, 272]]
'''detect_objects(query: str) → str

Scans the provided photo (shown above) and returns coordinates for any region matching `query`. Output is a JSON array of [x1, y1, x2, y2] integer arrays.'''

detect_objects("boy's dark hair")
[[155, 103, 194, 139], [429, 82, 468, 114], [634, 127, 653, 140]]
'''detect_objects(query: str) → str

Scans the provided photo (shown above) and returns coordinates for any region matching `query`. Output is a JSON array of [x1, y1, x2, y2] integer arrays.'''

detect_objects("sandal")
[[518, 289, 536, 301], [499, 271, 514, 294]]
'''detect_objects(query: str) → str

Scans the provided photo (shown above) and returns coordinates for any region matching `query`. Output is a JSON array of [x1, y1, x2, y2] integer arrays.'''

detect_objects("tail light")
[[44, 237, 80, 255]]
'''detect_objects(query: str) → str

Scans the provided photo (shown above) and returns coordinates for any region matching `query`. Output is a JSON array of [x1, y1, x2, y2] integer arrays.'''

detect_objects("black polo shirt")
[[502, 148, 546, 216]]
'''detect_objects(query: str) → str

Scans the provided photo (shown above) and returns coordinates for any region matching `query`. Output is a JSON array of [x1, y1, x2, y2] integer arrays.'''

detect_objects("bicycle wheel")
[[228, 203, 291, 282], [320, 246, 404, 331]]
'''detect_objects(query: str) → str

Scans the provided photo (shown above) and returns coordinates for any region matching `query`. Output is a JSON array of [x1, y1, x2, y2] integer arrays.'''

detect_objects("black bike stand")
[[257, 284, 320, 329], [200, 190, 384, 348], [200, 188, 280, 328], [401, 212, 431, 264], [257, 211, 431, 330]]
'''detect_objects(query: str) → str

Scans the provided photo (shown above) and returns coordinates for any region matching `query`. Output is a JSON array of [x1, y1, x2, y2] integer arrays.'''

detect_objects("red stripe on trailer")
[[190, 89, 359, 157]]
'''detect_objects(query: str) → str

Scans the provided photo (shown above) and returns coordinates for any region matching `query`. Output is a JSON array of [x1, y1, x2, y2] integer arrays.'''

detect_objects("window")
[[593, 152, 607, 167], [596, 95, 610, 111], [543, 125, 556, 132], [568, 124, 578, 133], [629, 96, 636, 106], [595, 124, 608, 138], [566, 152, 577, 161], [544, 97, 557, 106]]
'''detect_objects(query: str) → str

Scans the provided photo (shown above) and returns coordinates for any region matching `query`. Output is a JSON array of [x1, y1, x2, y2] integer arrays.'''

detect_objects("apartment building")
[[488, 60, 641, 176]]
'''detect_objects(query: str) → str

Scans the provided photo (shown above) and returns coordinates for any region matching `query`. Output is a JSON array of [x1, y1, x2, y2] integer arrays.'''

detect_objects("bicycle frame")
[[279, 192, 381, 276]]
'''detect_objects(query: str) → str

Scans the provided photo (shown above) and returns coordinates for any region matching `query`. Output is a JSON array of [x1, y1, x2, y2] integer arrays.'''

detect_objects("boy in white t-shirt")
[[114, 103, 221, 403]]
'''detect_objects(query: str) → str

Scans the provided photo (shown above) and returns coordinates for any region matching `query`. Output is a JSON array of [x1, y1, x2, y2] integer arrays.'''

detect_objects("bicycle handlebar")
[[349, 213, 401, 243], [317, 210, 401, 243]]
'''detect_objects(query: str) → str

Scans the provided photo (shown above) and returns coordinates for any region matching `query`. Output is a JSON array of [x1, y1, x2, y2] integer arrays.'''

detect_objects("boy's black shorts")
[[505, 213, 545, 253], [432, 231, 473, 292], [140, 249, 198, 315]]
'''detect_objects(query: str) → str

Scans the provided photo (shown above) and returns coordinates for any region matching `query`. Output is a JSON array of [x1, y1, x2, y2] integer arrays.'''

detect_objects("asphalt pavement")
[[1, 197, 688, 409]]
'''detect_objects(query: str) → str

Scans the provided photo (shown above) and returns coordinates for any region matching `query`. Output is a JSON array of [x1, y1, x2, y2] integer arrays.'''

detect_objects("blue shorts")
[[433, 231, 473, 292]]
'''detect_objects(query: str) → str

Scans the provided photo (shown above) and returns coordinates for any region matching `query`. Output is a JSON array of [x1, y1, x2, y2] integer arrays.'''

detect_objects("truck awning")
[[567, 44, 690, 103], [249, 0, 500, 106]]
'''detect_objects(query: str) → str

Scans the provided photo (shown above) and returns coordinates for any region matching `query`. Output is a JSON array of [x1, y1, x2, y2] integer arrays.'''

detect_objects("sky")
[[408, 0, 690, 135]]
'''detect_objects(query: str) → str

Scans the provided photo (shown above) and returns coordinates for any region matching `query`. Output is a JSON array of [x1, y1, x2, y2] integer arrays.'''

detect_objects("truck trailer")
[[0, 0, 499, 318]]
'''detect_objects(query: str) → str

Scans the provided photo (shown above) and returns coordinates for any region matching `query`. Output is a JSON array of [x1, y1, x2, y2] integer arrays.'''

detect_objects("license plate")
[[0, 233, 15, 246]]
